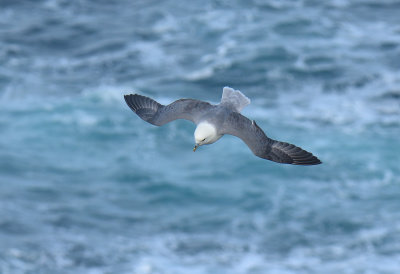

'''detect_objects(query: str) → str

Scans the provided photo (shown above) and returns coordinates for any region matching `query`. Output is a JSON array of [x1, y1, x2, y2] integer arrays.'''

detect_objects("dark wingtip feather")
[[290, 150, 322, 166], [268, 141, 322, 166], [292, 156, 322, 166], [291, 149, 322, 165], [124, 94, 163, 125], [124, 94, 138, 112], [124, 94, 161, 113]]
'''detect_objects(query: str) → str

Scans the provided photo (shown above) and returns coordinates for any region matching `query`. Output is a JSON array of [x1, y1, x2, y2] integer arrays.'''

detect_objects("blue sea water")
[[1, 0, 400, 273]]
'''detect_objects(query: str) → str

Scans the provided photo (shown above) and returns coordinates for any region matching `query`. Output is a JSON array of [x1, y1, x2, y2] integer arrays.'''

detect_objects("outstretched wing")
[[221, 112, 321, 165], [124, 94, 213, 126]]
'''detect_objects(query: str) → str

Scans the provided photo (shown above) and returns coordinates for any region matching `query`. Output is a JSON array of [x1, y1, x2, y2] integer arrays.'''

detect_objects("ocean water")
[[1, 0, 400, 273]]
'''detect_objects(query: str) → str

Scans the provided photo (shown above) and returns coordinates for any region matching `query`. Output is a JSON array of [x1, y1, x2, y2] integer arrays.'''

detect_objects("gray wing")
[[221, 112, 321, 165], [124, 94, 213, 126]]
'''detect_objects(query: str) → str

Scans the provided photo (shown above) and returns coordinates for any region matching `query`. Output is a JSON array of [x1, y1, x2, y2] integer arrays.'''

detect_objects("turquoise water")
[[1, 1, 400, 273]]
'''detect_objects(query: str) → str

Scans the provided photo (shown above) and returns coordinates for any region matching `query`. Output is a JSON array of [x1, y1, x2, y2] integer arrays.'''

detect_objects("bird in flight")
[[124, 87, 321, 165]]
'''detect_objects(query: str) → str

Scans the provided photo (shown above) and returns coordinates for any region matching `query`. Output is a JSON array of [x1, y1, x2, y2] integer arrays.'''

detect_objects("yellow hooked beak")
[[193, 144, 199, 152]]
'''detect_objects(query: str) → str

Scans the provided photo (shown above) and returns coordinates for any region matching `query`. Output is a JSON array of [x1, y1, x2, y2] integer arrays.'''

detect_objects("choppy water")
[[1, 0, 400, 273]]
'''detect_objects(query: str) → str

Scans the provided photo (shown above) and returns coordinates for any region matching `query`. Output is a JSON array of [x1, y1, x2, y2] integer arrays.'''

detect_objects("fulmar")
[[124, 87, 321, 165]]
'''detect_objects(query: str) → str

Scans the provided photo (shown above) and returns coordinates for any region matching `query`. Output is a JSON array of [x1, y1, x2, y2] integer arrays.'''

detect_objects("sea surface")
[[1, 0, 400, 273]]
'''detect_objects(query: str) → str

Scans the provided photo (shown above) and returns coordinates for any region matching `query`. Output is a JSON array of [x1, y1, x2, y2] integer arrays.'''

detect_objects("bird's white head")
[[193, 122, 220, 151]]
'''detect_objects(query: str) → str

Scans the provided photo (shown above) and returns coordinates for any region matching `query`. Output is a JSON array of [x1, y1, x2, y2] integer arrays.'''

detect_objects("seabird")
[[124, 87, 321, 165]]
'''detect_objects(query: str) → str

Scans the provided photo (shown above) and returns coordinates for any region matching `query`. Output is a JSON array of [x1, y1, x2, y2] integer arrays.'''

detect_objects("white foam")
[[246, 74, 400, 134], [185, 67, 214, 81], [152, 14, 179, 34], [82, 85, 131, 104]]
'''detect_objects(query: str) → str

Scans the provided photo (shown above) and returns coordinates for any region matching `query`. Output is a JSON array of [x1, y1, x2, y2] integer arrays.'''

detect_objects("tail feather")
[[221, 87, 251, 112], [124, 94, 163, 125]]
